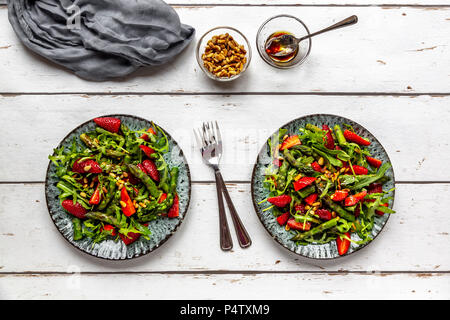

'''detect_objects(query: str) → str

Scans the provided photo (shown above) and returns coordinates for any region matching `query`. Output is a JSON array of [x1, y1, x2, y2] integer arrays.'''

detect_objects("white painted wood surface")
[[1, 6, 450, 93], [1, 1, 449, 300]]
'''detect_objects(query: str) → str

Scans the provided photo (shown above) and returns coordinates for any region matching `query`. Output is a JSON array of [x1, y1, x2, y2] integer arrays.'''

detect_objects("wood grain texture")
[[1, 6, 449, 93], [0, 94, 448, 182], [0, 272, 448, 299], [1, 182, 449, 273]]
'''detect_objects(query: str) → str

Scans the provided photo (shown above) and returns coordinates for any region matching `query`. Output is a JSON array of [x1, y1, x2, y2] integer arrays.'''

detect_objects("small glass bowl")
[[196, 26, 252, 82], [256, 15, 311, 69]]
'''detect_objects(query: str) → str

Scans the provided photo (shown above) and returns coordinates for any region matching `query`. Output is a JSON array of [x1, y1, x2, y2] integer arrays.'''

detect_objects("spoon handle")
[[299, 15, 358, 42]]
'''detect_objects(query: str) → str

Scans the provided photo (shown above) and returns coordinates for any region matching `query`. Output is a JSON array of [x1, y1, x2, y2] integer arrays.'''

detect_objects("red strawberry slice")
[[167, 195, 179, 218], [287, 218, 311, 231], [293, 177, 316, 191], [267, 194, 292, 207], [316, 209, 332, 221], [366, 156, 382, 168], [295, 204, 306, 214], [331, 190, 349, 201], [344, 190, 368, 207], [311, 162, 322, 172], [101, 224, 117, 237], [352, 165, 368, 175], [304, 193, 318, 205], [343, 130, 371, 146], [119, 231, 141, 246], [139, 145, 156, 158], [376, 203, 389, 216], [140, 127, 156, 141], [62, 200, 87, 219], [322, 125, 335, 149], [94, 117, 121, 133], [337, 232, 351, 255], [276, 212, 290, 226], [72, 159, 102, 174], [280, 135, 301, 151], [142, 159, 159, 182], [368, 183, 383, 194]]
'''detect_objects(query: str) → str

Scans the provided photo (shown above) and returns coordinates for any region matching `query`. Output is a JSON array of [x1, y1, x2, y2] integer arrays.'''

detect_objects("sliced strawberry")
[[62, 200, 87, 219], [304, 193, 318, 205], [295, 204, 306, 214], [88, 185, 101, 205], [120, 187, 136, 217], [101, 224, 117, 237], [336, 232, 351, 255], [142, 159, 159, 182], [139, 145, 156, 158], [376, 203, 389, 216], [276, 212, 290, 226], [344, 190, 368, 207], [119, 231, 141, 246], [267, 194, 292, 207], [293, 177, 316, 191], [167, 195, 179, 218], [158, 193, 168, 204], [72, 159, 102, 174], [322, 125, 335, 149], [94, 117, 121, 133], [331, 190, 349, 201], [366, 156, 382, 168], [140, 127, 156, 141], [287, 218, 311, 231], [272, 158, 283, 167], [343, 130, 371, 146], [368, 183, 383, 194], [352, 165, 369, 175], [280, 135, 301, 151], [311, 162, 322, 172], [316, 209, 332, 221]]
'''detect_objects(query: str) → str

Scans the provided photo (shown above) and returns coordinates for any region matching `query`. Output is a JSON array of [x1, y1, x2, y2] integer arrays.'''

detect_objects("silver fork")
[[194, 121, 252, 250]]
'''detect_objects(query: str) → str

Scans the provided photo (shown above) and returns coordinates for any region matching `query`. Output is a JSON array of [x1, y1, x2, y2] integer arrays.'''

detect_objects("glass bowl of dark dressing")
[[256, 15, 311, 69]]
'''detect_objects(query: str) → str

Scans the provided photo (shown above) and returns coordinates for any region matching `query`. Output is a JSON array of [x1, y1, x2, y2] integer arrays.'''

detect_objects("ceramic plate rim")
[[250, 113, 395, 260], [44, 114, 192, 261]]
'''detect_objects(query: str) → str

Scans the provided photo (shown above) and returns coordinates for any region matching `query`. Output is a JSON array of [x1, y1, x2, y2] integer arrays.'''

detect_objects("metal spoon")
[[265, 15, 358, 57]]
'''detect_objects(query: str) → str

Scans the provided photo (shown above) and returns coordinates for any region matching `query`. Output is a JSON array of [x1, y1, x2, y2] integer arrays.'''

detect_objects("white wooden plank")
[[0, 272, 448, 300], [1, 182, 449, 273], [0, 94, 448, 182], [1, 6, 449, 93], [2, 1, 450, 4]]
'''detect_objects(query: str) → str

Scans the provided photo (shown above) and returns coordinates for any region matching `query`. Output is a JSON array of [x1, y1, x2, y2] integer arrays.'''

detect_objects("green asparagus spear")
[[72, 218, 83, 240], [334, 124, 347, 146], [291, 217, 340, 241], [127, 164, 161, 198], [283, 149, 317, 176]]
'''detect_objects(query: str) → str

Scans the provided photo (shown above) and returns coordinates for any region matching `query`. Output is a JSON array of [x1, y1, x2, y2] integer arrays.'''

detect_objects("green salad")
[[260, 123, 395, 255], [48, 116, 180, 246]]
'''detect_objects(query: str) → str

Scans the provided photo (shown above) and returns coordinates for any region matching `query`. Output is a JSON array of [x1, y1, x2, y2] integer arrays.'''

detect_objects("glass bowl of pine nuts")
[[196, 26, 252, 81]]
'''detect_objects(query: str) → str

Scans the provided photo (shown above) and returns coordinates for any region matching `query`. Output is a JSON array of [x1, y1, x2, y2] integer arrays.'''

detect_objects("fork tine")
[[215, 121, 222, 144], [208, 121, 216, 143], [202, 122, 212, 145], [201, 123, 210, 145]]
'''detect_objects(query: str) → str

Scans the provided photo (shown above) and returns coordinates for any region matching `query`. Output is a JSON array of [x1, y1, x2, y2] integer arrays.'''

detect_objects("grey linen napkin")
[[8, 0, 195, 81]]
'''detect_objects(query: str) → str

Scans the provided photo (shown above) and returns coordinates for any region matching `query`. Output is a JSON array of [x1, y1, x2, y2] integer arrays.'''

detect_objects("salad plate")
[[45, 114, 191, 260], [251, 114, 395, 259]]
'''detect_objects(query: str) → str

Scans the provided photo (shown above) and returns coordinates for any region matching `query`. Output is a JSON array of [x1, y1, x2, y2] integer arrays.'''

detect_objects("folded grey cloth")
[[8, 0, 195, 81]]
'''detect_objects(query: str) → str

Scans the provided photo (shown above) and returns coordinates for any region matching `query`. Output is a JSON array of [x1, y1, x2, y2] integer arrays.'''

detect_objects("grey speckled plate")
[[251, 114, 395, 259], [45, 114, 191, 260]]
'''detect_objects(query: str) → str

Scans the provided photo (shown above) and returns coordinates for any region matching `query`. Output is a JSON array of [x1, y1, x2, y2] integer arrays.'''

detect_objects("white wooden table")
[[1, 0, 450, 300]]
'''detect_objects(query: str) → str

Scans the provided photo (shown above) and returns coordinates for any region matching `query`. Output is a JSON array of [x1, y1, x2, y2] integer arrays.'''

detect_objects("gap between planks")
[[1, 92, 450, 97], [1, 270, 449, 276]]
